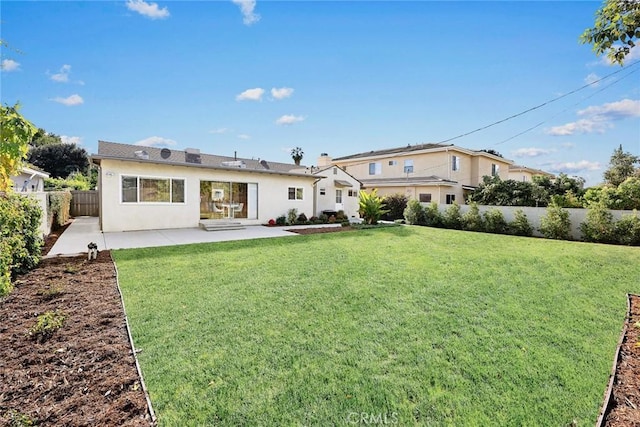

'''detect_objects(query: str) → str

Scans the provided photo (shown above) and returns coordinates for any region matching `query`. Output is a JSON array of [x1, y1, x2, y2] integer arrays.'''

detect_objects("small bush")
[[404, 199, 426, 225], [359, 190, 388, 225], [483, 208, 508, 234], [614, 210, 640, 246], [382, 193, 408, 221], [287, 208, 298, 225], [336, 210, 347, 221], [47, 191, 72, 228], [509, 209, 533, 237], [275, 216, 286, 226], [580, 203, 616, 243], [297, 213, 308, 224], [539, 203, 571, 240], [443, 203, 463, 230], [267, 218, 276, 226], [318, 214, 329, 223], [462, 203, 483, 232], [38, 283, 65, 301], [424, 202, 443, 227], [28, 310, 66, 342]]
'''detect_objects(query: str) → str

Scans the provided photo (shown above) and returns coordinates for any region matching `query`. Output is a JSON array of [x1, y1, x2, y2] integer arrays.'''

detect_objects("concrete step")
[[199, 220, 246, 232]]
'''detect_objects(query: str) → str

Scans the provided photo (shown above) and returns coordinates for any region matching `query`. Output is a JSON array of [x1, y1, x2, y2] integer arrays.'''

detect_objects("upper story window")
[[333, 168, 338, 175], [446, 194, 456, 204], [452, 155, 460, 171], [388, 160, 397, 166], [404, 159, 414, 174], [288, 187, 304, 200], [491, 164, 500, 176], [122, 175, 185, 204], [369, 162, 382, 175]]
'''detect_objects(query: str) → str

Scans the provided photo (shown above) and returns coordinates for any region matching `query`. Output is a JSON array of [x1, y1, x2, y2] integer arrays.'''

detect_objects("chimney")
[[317, 153, 332, 167]]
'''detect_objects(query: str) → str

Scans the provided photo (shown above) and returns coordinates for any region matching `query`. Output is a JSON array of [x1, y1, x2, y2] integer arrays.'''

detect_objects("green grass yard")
[[113, 226, 640, 426]]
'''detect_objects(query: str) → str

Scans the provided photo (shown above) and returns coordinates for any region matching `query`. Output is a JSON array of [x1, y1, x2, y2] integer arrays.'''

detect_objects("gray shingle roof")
[[333, 143, 453, 161], [94, 140, 304, 174]]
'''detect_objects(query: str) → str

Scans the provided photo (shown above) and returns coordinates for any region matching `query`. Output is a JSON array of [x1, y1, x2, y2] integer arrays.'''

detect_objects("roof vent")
[[160, 148, 172, 159], [259, 159, 270, 170], [134, 150, 149, 160], [185, 148, 201, 164], [221, 160, 246, 168]]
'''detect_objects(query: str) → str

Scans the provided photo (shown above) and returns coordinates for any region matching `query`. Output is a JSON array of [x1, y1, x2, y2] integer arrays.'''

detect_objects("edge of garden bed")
[[595, 293, 635, 427], [110, 251, 158, 425]]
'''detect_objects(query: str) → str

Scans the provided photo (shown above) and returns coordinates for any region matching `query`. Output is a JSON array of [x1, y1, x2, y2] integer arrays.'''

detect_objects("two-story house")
[[317, 143, 514, 204], [508, 165, 555, 182]]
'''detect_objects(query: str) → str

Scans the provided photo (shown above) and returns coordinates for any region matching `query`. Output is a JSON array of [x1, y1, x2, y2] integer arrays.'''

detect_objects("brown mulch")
[[603, 294, 640, 426], [0, 249, 154, 426]]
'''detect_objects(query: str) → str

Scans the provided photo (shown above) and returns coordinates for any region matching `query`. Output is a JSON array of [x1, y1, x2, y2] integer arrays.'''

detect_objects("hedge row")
[[0, 193, 43, 296]]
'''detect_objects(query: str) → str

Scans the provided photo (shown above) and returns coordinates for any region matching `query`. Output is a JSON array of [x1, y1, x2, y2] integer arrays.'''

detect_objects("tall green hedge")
[[0, 193, 43, 296]]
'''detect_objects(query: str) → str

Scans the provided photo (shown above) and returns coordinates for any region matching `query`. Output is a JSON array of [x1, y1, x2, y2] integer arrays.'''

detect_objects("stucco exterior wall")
[[98, 159, 316, 232], [11, 172, 46, 192], [314, 167, 361, 218]]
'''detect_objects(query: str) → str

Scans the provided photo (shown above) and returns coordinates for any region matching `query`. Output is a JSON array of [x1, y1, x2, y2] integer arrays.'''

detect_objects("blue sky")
[[1, 0, 639, 186]]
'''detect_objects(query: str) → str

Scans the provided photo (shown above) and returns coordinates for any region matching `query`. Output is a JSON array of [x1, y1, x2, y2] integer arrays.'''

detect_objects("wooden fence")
[[70, 190, 99, 217]]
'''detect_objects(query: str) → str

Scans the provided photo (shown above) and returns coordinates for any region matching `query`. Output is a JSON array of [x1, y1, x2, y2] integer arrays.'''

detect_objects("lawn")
[[113, 226, 640, 426]]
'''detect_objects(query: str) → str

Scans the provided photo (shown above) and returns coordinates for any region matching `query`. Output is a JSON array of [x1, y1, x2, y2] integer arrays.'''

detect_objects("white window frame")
[[492, 164, 500, 176], [288, 187, 304, 200], [452, 155, 460, 171], [369, 162, 382, 175], [121, 174, 186, 204], [404, 159, 414, 174], [336, 189, 343, 204]]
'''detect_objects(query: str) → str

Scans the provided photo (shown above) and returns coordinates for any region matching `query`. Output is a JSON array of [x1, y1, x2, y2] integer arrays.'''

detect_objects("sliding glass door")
[[200, 180, 257, 220]]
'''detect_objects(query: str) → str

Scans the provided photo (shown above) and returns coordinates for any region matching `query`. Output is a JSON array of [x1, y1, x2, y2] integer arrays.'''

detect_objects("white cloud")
[[276, 114, 305, 125], [546, 98, 640, 136], [561, 142, 576, 149], [577, 98, 640, 120], [1, 59, 20, 72], [236, 87, 264, 101], [511, 147, 554, 158], [51, 94, 84, 106], [50, 64, 72, 82], [209, 128, 230, 134], [271, 87, 294, 100], [547, 160, 601, 174], [126, 0, 170, 20], [60, 135, 83, 145], [232, 0, 260, 26], [134, 136, 177, 147], [237, 134, 251, 140], [584, 73, 600, 87]]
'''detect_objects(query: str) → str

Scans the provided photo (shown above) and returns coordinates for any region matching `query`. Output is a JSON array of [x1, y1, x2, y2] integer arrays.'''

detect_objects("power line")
[[435, 60, 640, 145]]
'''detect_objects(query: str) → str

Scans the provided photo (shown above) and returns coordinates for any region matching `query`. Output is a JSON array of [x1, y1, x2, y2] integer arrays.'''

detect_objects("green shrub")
[[614, 210, 640, 246], [297, 213, 308, 224], [275, 216, 286, 226], [336, 210, 347, 221], [508, 209, 533, 237], [424, 202, 443, 227], [359, 189, 389, 225], [287, 208, 298, 225], [404, 199, 426, 225], [462, 203, 483, 232], [539, 203, 571, 240], [48, 191, 71, 228], [483, 208, 508, 234], [443, 203, 463, 230], [318, 214, 329, 224], [580, 203, 616, 243], [382, 193, 408, 221], [0, 193, 43, 296], [28, 310, 66, 342], [44, 172, 91, 191]]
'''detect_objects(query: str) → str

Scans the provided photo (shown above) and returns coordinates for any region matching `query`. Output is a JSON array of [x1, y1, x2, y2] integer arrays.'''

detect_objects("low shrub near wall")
[[0, 192, 43, 296]]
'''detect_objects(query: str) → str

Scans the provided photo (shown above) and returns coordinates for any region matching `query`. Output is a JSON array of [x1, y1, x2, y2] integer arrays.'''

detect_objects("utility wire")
[[435, 60, 640, 145]]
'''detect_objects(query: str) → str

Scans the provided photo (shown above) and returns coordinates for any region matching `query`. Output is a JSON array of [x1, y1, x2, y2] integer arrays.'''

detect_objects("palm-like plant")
[[358, 189, 388, 225], [290, 147, 304, 166]]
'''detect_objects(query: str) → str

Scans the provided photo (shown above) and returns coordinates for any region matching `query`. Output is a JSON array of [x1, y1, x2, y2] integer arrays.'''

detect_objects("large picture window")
[[121, 175, 185, 204]]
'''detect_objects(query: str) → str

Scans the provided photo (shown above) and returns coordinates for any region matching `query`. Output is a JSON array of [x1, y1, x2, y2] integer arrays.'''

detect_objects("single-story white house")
[[311, 165, 361, 218], [91, 141, 322, 232], [10, 165, 49, 192]]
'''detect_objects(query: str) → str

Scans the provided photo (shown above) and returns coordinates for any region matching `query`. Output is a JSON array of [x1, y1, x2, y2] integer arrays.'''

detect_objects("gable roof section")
[[509, 164, 555, 178], [93, 141, 318, 179], [311, 165, 363, 186]]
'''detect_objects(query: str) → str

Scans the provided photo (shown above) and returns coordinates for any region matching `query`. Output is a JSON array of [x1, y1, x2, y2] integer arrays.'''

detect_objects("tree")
[[603, 144, 639, 187], [27, 143, 89, 178], [1, 104, 37, 192], [580, 0, 640, 65], [479, 149, 503, 158], [30, 128, 63, 147], [290, 147, 304, 166]]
